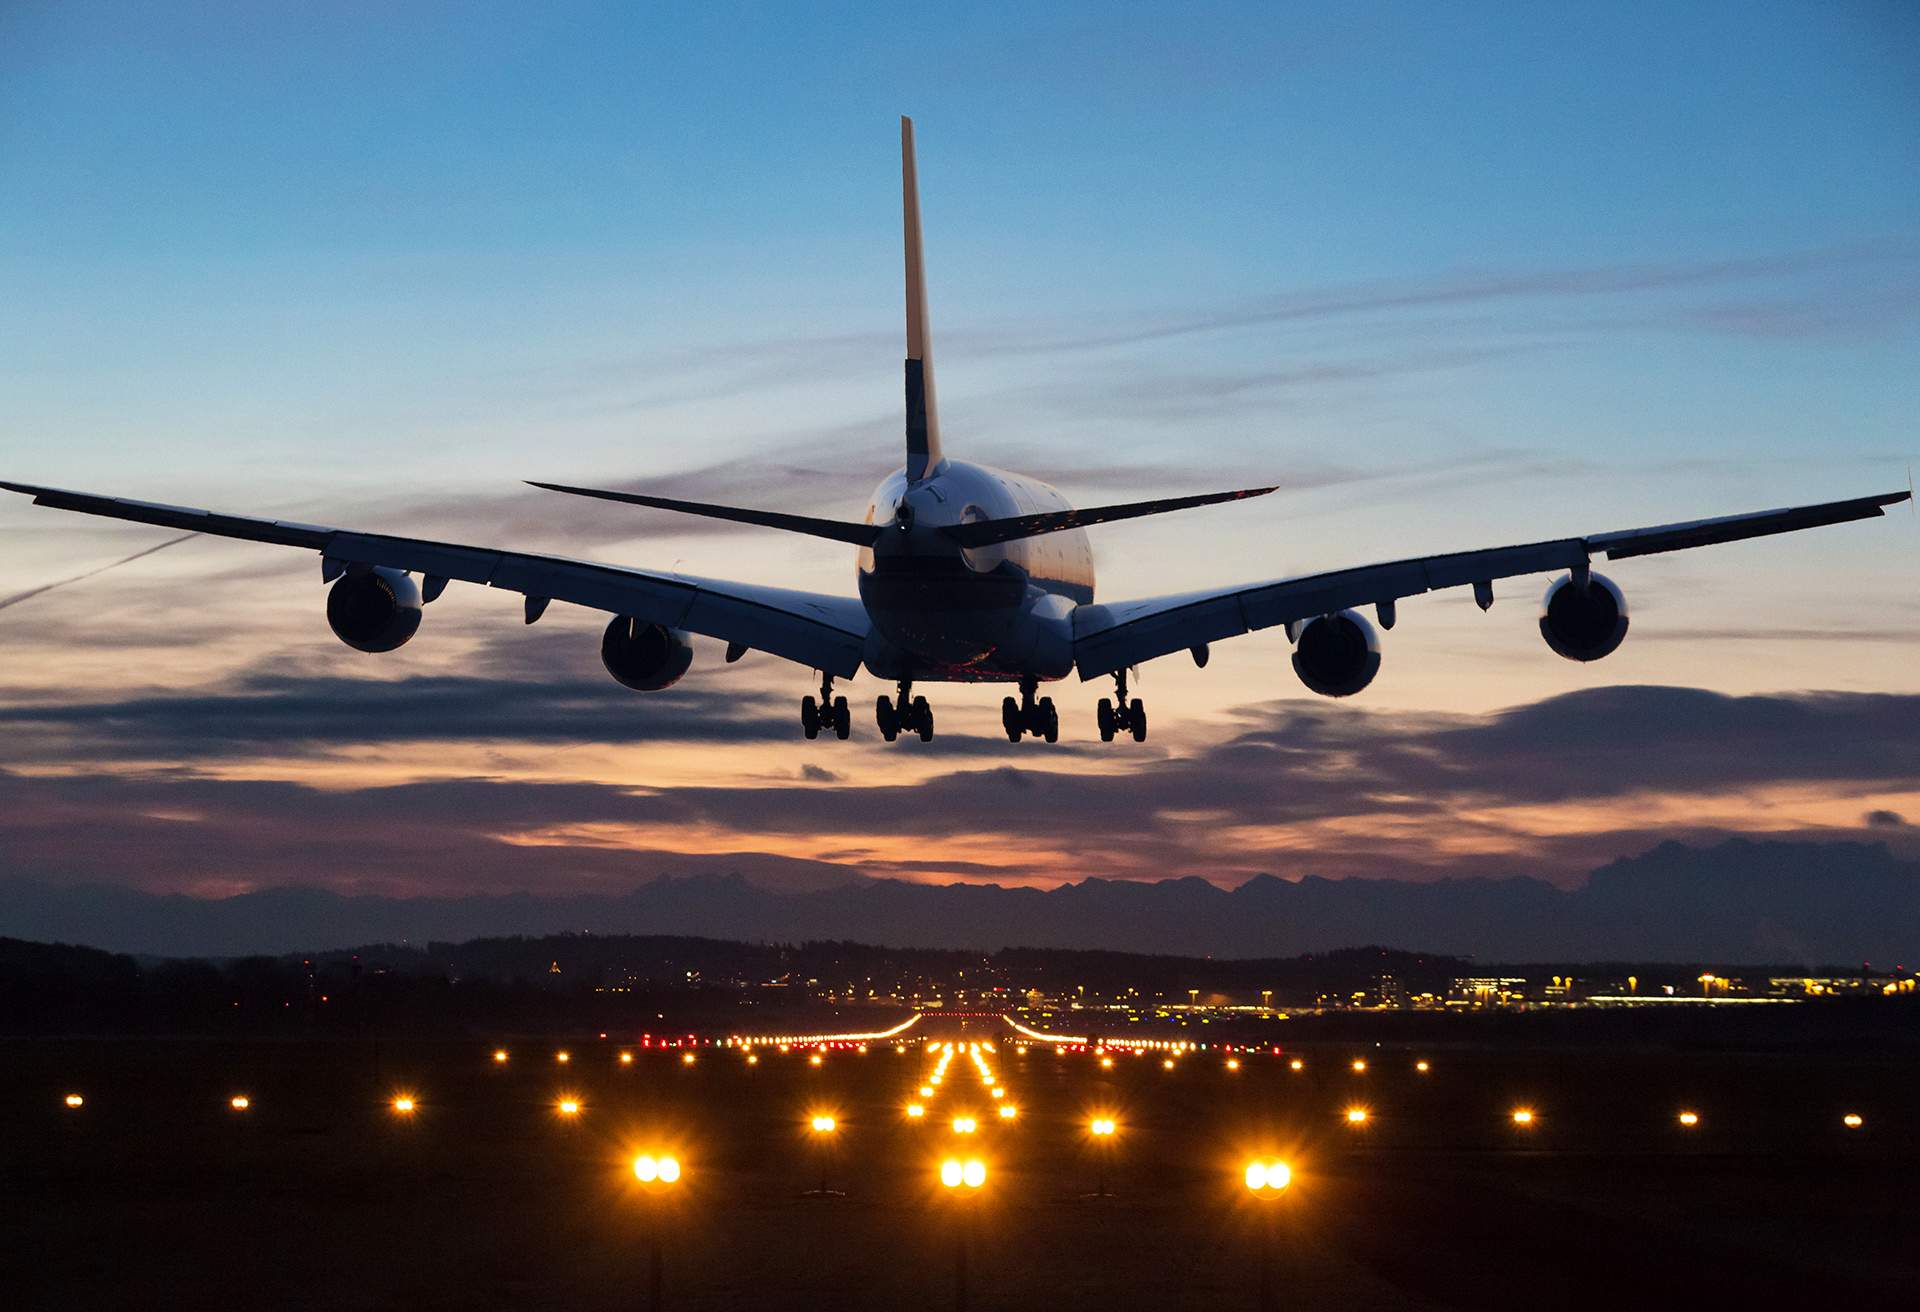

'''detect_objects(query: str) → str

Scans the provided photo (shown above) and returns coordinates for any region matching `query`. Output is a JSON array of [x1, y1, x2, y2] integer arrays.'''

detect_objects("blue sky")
[[0, 2, 1916, 897]]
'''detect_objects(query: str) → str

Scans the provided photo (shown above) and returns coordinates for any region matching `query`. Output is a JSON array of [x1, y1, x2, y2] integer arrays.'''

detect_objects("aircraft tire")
[[1001, 696, 1022, 742], [1129, 700, 1147, 742], [801, 695, 820, 740]]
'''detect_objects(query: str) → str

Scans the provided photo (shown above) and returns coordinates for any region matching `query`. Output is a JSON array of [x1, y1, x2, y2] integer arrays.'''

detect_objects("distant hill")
[[0, 838, 1914, 964]]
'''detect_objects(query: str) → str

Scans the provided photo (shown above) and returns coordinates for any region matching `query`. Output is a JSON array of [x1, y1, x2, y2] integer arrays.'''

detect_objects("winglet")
[[901, 116, 943, 482]]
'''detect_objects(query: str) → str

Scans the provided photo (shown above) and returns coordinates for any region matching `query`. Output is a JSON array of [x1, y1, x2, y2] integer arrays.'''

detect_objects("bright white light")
[[811, 1115, 836, 1133], [940, 1159, 963, 1188], [961, 1160, 986, 1188]]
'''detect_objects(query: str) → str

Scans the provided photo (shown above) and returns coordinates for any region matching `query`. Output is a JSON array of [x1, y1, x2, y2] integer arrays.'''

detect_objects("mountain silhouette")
[[0, 838, 1913, 965]]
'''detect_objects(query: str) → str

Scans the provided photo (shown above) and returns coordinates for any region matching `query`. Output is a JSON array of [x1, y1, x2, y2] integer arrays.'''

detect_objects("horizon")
[[2, 4, 1917, 926]]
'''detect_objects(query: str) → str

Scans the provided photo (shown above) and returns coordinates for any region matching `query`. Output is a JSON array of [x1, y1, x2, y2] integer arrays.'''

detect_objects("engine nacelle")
[[1539, 571, 1629, 662], [1289, 609, 1381, 697], [326, 567, 422, 653], [601, 617, 694, 691]]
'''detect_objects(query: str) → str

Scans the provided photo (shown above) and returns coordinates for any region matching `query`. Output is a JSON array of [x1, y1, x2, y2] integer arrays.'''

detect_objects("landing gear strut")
[[876, 680, 934, 743], [1002, 677, 1059, 743], [801, 673, 851, 741], [1096, 669, 1147, 742]]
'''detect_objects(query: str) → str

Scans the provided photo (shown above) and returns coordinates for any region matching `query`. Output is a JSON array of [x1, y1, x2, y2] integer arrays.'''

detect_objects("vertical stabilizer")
[[901, 116, 944, 481]]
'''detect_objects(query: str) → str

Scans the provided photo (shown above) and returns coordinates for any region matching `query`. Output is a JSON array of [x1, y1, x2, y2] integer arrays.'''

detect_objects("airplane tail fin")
[[902, 116, 944, 482]]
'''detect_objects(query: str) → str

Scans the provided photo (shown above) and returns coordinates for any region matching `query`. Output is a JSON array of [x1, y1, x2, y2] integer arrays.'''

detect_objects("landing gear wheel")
[[832, 696, 851, 740], [1040, 697, 1059, 743], [1129, 700, 1147, 742], [801, 695, 820, 740], [1097, 698, 1116, 742], [876, 696, 899, 742], [1002, 696, 1022, 742], [912, 696, 934, 742]]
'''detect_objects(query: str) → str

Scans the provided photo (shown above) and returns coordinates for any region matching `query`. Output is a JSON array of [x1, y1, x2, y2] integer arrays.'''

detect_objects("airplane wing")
[[1072, 491, 1911, 678], [0, 481, 870, 677]]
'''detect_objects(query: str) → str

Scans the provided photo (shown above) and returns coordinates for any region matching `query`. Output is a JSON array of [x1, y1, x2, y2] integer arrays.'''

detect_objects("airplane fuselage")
[[858, 460, 1091, 683]]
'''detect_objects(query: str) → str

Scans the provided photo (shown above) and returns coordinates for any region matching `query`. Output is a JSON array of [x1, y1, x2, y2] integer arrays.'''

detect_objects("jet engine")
[[1539, 571, 1629, 662], [326, 567, 422, 653], [601, 616, 694, 691], [1289, 609, 1381, 697]]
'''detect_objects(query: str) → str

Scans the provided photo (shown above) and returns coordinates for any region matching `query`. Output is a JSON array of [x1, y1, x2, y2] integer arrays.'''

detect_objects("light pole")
[[939, 1157, 987, 1311], [803, 1114, 844, 1197], [630, 1153, 683, 1312], [1243, 1159, 1292, 1312], [1084, 1117, 1119, 1198]]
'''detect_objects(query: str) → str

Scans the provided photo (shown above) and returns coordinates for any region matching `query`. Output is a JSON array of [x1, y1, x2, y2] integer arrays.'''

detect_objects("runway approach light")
[[557, 1098, 582, 1117], [63, 1093, 84, 1109], [998, 1104, 1017, 1120], [1677, 1111, 1700, 1128], [907, 1104, 925, 1119], [1244, 1160, 1291, 1194], [556, 1051, 571, 1065], [1162, 1059, 1175, 1070], [809, 1054, 823, 1067], [1099, 1056, 1114, 1070], [229, 1095, 251, 1112], [811, 1115, 837, 1133], [951, 1116, 978, 1134], [1843, 1113, 1864, 1129], [747, 1054, 760, 1066], [1351, 1059, 1367, 1073], [1345, 1107, 1369, 1125], [940, 1158, 986, 1190], [991, 1086, 1005, 1099], [1226, 1059, 1241, 1071], [919, 1086, 934, 1098], [1089, 1117, 1117, 1137], [632, 1154, 682, 1185], [1415, 1060, 1430, 1073], [620, 1052, 634, 1065], [1511, 1109, 1535, 1126], [391, 1095, 416, 1115], [682, 1052, 696, 1066], [493, 1050, 509, 1064], [1290, 1059, 1305, 1072]]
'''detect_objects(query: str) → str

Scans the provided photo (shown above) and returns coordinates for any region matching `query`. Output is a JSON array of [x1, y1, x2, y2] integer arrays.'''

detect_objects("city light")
[[391, 1095, 416, 1115], [810, 1115, 836, 1133], [229, 1095, 251, 1111], [1842, 1113, 1864, 1129], [1345, 1107, 1369, 1125], [557, 1098, 581, 1116], [1089, 1117, 1117, 1137], [1244, 1160, 1291, 1194], [1511, 1108, 1535, 1126], [63, 1093, 84, 1109], [1677, 1111, 1699, 1127], [632, 1154, 682, 1185]]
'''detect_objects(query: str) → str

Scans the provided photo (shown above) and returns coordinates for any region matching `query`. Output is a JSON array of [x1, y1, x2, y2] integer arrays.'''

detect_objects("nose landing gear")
[[801, 673, 851, 740], [1002, 678, 1059, 743], [1096, 670, 1146, 742], [876, 681, 934, 742]]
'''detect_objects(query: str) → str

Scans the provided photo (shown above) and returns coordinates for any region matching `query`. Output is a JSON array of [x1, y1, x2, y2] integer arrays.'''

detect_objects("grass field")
[[5, 1022, 1915, 1310]]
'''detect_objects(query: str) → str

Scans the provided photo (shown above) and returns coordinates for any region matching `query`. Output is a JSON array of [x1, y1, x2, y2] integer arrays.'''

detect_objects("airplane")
[[2, 118, 1910, 745]]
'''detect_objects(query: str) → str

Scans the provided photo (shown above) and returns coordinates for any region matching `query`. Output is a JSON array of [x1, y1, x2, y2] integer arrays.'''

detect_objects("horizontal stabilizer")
[[943, 485, 1276, 548], [527, 482, 881, 547]]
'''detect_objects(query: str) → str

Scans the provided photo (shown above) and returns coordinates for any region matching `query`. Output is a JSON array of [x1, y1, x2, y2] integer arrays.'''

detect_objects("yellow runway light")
[[951, 1116, 977, 1134], [810, 1115, 837, 1133], [493, 1050, 509, 1064], [1677, 1111, 1699, 1127], [391, 1095, 416, 1115], [998, 1104, 1017, 1120], [1843, 1112, 1864, 1129], [1511, 1108, 1534, 1126], [1244, 1160, 1291, 1194], [1346, 1107, 1369, 1125], [1089, 1117, 1117, 1137], [633, 1154, 682, 1185], [63, 1093, 84, 1109], [229, 1095, 251, 1112], [907, 1103, 925, 1118], [557, 1098, 582, 1116]]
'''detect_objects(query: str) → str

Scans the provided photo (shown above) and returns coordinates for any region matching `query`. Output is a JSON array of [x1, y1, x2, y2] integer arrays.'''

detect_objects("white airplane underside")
[[3, 119, 1909, 745]]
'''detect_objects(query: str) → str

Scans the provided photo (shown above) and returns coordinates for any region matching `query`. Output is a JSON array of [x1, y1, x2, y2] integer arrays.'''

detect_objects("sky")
[[1, 1, 1917, 902]]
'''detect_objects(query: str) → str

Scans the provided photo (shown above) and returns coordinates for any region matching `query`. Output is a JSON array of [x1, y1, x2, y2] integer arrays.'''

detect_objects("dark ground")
[[3, 1020, 1915, 1310]]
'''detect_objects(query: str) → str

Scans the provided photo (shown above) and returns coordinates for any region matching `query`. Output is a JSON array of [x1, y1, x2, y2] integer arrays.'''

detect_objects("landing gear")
[[801, 674, 850, 740], [1003, 678, 1059, 743], [1097, 670, 1147, 742], [877, 681, 933, 742]]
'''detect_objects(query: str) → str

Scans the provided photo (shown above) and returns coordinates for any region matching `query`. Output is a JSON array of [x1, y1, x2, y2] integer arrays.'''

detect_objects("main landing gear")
[[1097, 669, 1147, 742], [876, 680, 934, 742], [1002, 678, 1059, 743], [801, 673, 850, 740]]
